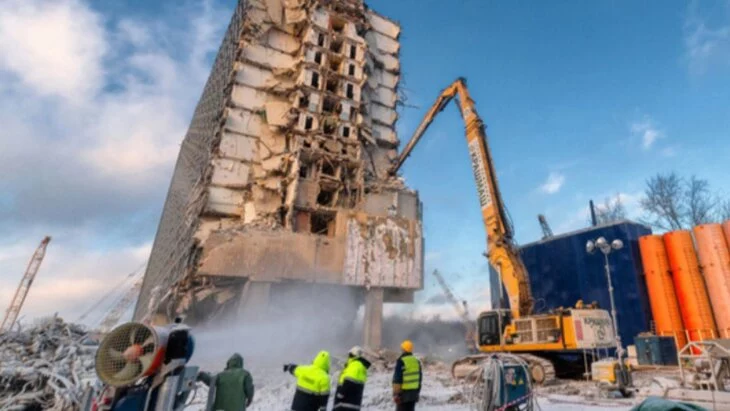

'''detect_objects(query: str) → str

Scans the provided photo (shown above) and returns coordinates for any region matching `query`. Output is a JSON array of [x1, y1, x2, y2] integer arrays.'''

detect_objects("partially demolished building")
[[133, 0, 423, 347]]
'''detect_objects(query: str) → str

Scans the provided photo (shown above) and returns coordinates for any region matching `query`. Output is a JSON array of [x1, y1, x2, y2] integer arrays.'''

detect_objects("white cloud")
[[631, 117, 664, 149], [0, 0, 106, 101], [0, 0, 230, 323], [0, 0, 228, 228], [684, 2, 730, 74], [540, 172, 566, 194]]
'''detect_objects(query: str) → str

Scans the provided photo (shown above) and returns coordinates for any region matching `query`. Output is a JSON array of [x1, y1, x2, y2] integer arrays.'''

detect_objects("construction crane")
[[391, 78, 618, 384], [431, 270, 477, 352], [98, 278, 144, 333], [1, 236, 51, 333], [537, 214, 553, 239]]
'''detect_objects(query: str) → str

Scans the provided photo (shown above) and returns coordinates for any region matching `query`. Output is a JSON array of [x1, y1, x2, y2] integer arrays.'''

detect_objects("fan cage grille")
[[96, 322, 158, 386]]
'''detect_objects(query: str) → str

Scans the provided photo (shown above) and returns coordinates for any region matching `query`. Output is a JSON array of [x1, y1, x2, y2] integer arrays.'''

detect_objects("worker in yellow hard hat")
[[333, 346, 371, 410], [392, 340, 422, 411]]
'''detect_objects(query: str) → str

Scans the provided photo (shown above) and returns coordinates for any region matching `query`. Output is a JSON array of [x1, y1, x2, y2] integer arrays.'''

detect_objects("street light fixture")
[[586, 236, 625, 360]]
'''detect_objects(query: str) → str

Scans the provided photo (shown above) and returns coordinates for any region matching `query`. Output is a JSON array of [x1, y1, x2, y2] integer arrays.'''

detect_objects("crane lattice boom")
[[1, 236, 51, 333]]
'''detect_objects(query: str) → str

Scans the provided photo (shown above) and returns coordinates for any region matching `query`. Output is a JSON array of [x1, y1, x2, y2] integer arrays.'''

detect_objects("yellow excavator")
[[390, 78, 618, 384]]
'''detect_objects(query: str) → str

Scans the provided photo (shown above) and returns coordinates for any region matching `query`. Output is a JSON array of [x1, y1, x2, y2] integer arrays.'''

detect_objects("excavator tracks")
[[452, 353, 556, 385], [518, 353, 556, 384]]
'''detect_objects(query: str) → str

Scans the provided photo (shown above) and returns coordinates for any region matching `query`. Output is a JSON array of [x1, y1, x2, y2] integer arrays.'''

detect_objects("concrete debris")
[[0, 317, 96, 411]]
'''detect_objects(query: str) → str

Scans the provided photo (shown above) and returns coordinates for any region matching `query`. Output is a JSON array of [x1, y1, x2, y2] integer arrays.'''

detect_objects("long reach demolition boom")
[[392, 78, 618, 384], [390, 77, 533, 319]]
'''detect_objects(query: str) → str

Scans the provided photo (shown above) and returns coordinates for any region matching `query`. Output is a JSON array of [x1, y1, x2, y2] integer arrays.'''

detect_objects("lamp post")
[[586, 236, 625, 360]]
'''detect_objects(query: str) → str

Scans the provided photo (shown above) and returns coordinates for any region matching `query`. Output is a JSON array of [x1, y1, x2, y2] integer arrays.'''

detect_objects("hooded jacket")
[[198, 353, 254, 411], [288, 351, 331, 411], [333, 356, 371, 410]]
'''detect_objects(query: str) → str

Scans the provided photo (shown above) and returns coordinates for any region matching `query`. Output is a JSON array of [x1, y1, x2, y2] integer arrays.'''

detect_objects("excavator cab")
[[477, 309, 512, 346]]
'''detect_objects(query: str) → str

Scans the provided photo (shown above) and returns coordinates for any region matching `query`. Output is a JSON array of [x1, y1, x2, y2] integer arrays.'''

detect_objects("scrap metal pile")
[[0, 317, 97, 410]]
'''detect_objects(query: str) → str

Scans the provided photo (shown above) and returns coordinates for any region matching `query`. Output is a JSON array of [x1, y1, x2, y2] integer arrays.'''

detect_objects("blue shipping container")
[[519, 220, 653, 348]]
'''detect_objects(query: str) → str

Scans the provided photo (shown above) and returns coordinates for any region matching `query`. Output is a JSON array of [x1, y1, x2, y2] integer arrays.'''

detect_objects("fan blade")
[[108, 349, 124, 360], [139, 353, 155, 372], [141, 336, 154, 350], [130, 327, 138, 345], [113, 361, 141, 382]]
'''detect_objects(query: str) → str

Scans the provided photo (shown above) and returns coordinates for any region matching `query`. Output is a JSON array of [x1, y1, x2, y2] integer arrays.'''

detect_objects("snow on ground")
[[186, 367, 637, 411]]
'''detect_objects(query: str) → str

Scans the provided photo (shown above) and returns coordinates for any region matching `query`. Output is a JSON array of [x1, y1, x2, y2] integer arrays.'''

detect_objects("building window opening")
[[314, 51, 323, 65], [299, 93, 310, 109], [342, 126, 350, 138], [317, 188, 335, 206], [322, 96, 337, 113], [311, 212, 336, 236], [330, 38, 343, 54], [311, 72, 320, 88], [321, 162, 335, 176], [323, 118, 337, 135], [304, 116, 314, 130], [317, 33, 326, 47], [349, 45, 357, 59], [299, 164, 310, 178], [346, 83, 354, 99], [326, 77, 338, 93], [348, 64, 356, 76]]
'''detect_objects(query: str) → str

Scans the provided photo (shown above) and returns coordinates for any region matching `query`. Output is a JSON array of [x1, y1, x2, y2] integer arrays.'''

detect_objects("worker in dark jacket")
[[283, 350, 331, 411], [198, 353, 254, 411], [333, 346, 371, 410], [392, 340, 422, 411]]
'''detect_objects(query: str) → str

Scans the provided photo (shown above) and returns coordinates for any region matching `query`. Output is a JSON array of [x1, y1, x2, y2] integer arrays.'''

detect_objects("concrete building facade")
[[133, 0, 423, 348]]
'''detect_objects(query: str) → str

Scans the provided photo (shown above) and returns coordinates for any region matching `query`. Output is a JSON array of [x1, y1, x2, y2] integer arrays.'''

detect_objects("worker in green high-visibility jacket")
[[392, 340, 422, 411], [333, 346, 371, 410], [283, 350, 331, 411]]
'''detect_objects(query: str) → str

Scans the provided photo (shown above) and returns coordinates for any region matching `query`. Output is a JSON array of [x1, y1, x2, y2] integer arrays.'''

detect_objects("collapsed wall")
[[134, 0, 423, 348]]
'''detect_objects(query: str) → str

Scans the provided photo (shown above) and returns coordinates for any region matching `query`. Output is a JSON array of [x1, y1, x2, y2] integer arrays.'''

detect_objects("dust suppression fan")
[[95, 322, 168, 387]]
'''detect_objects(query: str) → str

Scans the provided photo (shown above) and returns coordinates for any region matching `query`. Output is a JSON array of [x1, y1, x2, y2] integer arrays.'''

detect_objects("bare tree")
[[640, 173, 686, 231], [686, 176, 716, 226], [719, 200, 730, 222], [595, 194, 627, 224], [640, 172, 728, 230]]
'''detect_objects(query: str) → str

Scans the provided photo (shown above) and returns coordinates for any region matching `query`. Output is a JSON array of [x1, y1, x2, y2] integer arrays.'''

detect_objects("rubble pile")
[[0, 317, 97, 410]]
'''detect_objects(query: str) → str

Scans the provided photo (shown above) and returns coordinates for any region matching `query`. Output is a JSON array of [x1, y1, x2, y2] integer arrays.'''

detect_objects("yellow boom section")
[[391, 78, 533, 319]]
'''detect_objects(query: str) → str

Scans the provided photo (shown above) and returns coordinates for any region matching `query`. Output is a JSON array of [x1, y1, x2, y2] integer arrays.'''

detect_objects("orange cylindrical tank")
[[723, 220, 730, 251], [693, 224, 730, 338], [663, 230, 717, 343], [638, 235, 687, 349]]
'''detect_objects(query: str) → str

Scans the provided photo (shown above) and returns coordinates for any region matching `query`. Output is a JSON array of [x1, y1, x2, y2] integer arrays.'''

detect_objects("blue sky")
[[1, 0, 729, 321]]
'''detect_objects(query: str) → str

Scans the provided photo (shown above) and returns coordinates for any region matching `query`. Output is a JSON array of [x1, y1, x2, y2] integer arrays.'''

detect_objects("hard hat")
[[401, 340, 413, 353], [349, 346, 363, 358]]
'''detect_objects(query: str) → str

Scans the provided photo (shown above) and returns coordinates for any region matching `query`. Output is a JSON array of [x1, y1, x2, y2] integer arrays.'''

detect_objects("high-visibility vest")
[[401, 355, 421, 391], [334, 358, 368, 410], [292, 364, 330, 411]]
